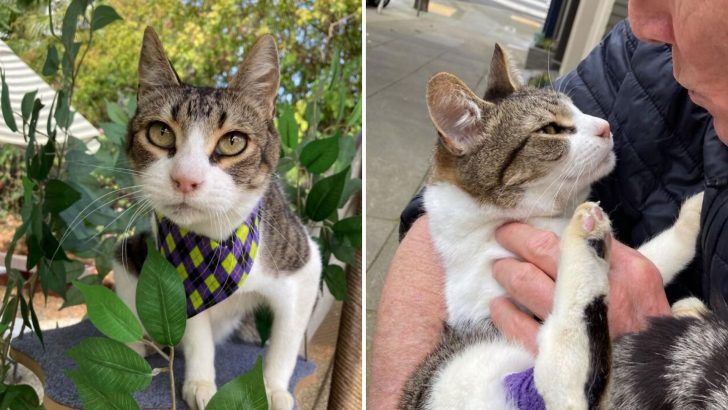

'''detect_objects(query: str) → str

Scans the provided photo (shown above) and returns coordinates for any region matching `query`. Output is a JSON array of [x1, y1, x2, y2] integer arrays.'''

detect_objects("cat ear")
[[483, 44, 520, 101], [427, 72, 493, 156], [229, 35, 280, 117], [138, 27, 180, 93]]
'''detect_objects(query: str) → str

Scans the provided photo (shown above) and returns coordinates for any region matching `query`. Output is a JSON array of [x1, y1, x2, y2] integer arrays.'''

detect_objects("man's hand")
[[490, 222, 672, 353]]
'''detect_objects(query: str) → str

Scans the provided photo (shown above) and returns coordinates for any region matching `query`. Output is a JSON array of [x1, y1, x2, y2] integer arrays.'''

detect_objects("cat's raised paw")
[[675, 192, 703, 234], [671, 296, 709, 319], [269, 389, 294, 410], [569, 202, 612, 260], [182, 379, 217, 410]]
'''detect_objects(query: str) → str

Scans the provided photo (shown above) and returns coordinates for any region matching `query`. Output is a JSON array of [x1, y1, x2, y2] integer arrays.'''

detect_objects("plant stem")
[[169, 346, 176, 410], [142, 339, 169, 361]]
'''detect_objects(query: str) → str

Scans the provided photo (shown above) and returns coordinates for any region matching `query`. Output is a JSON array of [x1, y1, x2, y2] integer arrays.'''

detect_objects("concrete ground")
[[366, 0, 543, 387]]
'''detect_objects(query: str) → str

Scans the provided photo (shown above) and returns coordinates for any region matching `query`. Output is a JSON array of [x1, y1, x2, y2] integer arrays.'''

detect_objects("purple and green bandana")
[[156, 203, 262, 318]]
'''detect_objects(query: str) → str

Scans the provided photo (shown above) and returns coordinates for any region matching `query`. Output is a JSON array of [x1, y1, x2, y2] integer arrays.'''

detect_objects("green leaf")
[[61, 0, 86, 55], [62, 275, 99, 308], [136, 239, 187, 346], [42, 44, 60, 76], [277, 105, 299, 150], [299, 136, 339, 174], [73, 281, 143, 343], [0, 383, 42, 410], [67, 337, 152, 393], [1, 297, 17, 325], [26, 98, 44, 157], [206, 357, 268, 410], [330, 233, 356, 266], [346, 95, 362, 128], [254, 305, 273, 346], [54, 90, 71, 130], [90, 5, 122, 31], [28, 139, 56, 181], [41, 224, 68, 261], [0, 70, 17, 132], [339, 177, 361, 208], [105, 100, 128, 124], [100, 121, 126, 145], [44, 179, 82, 213], [67, 370, 140, 410], [333, 215, 362, 248], [28, 298, 44, 346], [21, 90, 38, 122], [334, 133, 357, 173], [305, 166, 349, 221], [323, 264, 348, 301], [25, 234, 42, 271]]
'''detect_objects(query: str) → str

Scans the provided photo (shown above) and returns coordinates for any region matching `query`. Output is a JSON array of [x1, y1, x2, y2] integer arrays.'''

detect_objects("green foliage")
[[0, 383, 43, 409], [0, 145, 24, 218], [136, 239, 187, 346], [305, 167, 350, 222], [67, 337, 153, 393], [66, 371, 140, 410], [73, 281, 143, 343], [206, 357, 268, 410], [0, 0, 126, 405]]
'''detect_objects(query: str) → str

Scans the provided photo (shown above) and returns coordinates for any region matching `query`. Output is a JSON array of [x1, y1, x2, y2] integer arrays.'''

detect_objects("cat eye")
[[216, 131, 248, 156], [538, 122, 575, 135], [147, 121, 176, 149]]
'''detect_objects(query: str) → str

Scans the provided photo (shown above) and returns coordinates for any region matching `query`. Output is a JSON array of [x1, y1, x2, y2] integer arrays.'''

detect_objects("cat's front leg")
[[181, 312, 217, 410], [637, 191, 703, 284], [535, 202, 612, 410], [258, 266, 319, 409]]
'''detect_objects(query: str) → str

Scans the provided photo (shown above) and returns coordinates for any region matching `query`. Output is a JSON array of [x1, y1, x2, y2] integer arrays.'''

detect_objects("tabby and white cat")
[[112, 27, 321, 410], [400, 45, 728, 409]]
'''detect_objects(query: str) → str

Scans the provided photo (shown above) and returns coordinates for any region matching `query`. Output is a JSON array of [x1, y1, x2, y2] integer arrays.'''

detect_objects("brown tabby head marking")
[[127, 27, 281, 229], [426, 44, 614, 209]]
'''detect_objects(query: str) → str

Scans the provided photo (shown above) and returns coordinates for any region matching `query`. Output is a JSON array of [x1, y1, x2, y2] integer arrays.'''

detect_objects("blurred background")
[[365, 0, 628, 385]]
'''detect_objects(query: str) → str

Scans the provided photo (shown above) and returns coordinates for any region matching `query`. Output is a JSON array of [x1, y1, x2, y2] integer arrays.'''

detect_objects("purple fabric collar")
[[156, 202, 262, 317], [504, 368, 545, 410]]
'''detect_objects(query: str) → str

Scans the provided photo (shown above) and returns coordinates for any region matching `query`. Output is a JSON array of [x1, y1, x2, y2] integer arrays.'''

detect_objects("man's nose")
[[628, 0, 675, 44]]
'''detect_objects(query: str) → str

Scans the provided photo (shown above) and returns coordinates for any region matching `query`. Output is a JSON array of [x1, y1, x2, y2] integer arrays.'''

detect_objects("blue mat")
[[11, 320, 315, 409]]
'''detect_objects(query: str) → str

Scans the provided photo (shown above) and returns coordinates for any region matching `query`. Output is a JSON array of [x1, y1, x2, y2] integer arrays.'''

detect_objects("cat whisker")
[[52, 187, 144, 262], [120, 200, 154, 272], [83, 198, 148, 245]]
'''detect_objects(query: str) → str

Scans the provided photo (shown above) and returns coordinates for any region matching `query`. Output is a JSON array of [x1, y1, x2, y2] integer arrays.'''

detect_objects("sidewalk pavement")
[[366, 0, 542, 385]]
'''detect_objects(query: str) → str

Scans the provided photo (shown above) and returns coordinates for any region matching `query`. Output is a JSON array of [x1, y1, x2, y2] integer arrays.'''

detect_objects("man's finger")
[[492, 258, 555, 319], [490, 297, 539, 355], [495, 223, 560, 278]]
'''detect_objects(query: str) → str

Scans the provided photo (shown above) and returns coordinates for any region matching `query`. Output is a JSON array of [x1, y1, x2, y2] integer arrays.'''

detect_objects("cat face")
[[127, 27, 280, 228], [426, 44, 615, 210]]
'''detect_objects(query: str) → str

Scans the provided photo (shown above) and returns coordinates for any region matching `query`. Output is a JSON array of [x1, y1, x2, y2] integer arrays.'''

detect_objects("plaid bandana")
[[156, 203, 262, 318]]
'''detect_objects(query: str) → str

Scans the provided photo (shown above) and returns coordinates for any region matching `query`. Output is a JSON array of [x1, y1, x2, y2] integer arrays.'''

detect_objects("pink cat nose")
[[171, 175, 202, 194], [596, 120, 611, 139]]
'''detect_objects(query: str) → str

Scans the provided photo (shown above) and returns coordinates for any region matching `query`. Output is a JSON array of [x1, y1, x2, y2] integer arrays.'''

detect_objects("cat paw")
[[568, 202, 612, 260], [269, 389, 294, 410], [675, 192, 703, 234], [182, 379, 217, 410], [671, 296, 709, 319]]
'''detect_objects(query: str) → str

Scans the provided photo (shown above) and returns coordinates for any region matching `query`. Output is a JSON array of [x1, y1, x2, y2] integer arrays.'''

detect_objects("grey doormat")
[[11, 320, 316, 409]]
